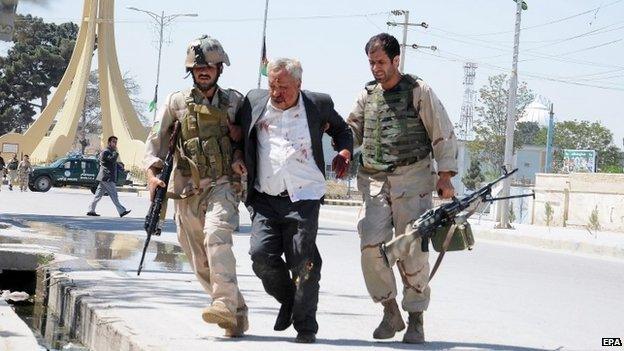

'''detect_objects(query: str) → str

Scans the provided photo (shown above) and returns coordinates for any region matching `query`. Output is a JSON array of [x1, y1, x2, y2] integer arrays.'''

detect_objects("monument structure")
[[0, 0, 148, 169]]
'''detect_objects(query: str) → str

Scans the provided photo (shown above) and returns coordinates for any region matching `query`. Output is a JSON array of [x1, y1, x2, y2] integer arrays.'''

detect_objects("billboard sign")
[[562, 149, 596, 173]]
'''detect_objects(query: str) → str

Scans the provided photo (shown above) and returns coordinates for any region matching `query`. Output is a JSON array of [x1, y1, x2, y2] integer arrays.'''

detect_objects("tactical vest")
[[176, 89, 232, 181], [361, 74, 432, 172]]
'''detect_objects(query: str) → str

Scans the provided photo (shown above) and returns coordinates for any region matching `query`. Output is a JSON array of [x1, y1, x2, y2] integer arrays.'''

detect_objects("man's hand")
[[436, 171, 455, 199], [147, 167, 166, 201], [227, 120, 242, 142], [232, 159, 247, 176], [332, 149, 351, 179]]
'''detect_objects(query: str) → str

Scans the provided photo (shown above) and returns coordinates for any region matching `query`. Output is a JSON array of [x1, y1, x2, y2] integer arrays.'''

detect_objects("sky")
[[5, 0, 624, 147]]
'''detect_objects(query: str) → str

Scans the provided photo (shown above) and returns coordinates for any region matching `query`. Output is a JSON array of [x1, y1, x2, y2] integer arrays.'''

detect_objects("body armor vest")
[[176, 90, 232, 180], [361, 74, 432, 172]]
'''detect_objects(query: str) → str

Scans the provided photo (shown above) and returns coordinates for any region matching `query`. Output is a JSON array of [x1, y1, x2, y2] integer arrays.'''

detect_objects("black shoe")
[[274, 302, 293, 331], [295, 332, 316, 344], [86, 212, 100, 216], [120, 210, 131, 218]]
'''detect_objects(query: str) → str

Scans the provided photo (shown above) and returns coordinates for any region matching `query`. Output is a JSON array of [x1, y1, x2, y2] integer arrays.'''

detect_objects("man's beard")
[[193, 72, 220, 92]]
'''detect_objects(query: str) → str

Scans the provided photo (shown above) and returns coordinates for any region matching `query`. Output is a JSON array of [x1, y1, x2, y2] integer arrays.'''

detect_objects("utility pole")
[[499, 0, 527, 229], [545, 103, 554, 172], [127, 7, 197, 121], [387, 10, 428, 73]]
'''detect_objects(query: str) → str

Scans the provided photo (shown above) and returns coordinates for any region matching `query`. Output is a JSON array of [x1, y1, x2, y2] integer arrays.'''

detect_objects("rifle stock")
[[137, 120, 181, 275]]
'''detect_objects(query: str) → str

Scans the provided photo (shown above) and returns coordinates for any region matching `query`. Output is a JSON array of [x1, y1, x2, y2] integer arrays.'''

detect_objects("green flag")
[[148, 99, 156, 112]]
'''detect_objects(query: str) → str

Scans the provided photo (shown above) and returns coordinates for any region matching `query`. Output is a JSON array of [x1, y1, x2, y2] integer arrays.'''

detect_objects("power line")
[[464, 0, 624, 37], [13, 11, 390, 24], [415, 49, 624, 91], [415, 26, 624, 70]]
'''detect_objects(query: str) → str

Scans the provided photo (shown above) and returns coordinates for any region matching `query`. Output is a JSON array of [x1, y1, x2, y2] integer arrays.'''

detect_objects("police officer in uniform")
[[347, 33, 458, 344], [144, 35, 248, 337]]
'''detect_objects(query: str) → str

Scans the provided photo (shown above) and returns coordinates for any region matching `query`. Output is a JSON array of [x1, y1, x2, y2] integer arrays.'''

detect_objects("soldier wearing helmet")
[[144, 35, 248, 337]]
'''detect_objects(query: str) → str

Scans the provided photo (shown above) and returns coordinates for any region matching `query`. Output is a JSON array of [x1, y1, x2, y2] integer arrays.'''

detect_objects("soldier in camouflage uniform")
[[144, 35, 248, 337], [347, 33, 458, 344], [17, 155, 33, 192], [7, 154, 18, 191]]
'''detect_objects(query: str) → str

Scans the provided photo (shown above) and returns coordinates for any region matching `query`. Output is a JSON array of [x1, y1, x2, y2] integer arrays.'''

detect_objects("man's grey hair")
[[267, 58, 303, 81]]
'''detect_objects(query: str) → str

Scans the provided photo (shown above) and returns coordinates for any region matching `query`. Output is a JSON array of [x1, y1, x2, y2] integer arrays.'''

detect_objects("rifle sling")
[[429, 223, 457, 280], [429, 204, 480, 280]]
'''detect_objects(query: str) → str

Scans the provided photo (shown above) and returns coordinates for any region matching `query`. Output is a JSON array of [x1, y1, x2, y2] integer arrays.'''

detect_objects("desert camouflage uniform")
[[17, 159, 32, 192], [144, 86, 246, 318], [347, 75, 458, 312]]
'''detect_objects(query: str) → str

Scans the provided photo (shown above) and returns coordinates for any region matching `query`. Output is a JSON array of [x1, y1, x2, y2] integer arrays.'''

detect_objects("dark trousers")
[[249, 193, 322, 334]]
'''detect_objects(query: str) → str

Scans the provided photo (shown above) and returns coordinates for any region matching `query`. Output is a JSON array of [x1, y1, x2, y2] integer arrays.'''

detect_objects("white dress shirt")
[[254, 94, 326, 202]]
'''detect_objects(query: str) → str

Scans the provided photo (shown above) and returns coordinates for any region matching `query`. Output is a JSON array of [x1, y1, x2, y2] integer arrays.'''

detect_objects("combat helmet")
[[185, 35, 230, 71]]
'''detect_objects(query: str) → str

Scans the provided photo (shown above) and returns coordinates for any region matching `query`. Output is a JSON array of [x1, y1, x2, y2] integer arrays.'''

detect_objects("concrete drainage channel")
[[0, 219, 188, 351], [1, 249, 89, 350]]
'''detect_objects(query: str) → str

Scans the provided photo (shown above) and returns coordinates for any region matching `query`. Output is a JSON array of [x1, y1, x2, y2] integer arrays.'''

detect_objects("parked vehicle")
[[28, 155, 130, 193]]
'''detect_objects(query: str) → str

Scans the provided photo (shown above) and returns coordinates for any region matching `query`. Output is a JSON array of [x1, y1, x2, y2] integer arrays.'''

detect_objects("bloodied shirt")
[[254, 93, 326, 202]]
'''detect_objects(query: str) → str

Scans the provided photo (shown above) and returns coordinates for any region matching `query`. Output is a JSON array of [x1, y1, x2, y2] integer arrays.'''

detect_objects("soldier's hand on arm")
[[231, 150, 247, 176], [436, 171, 455, 199], [147, 166, 166, 202]]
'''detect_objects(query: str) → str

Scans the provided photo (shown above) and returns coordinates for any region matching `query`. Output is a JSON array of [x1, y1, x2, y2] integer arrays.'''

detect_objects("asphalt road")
[[1, 187, 623, 350]]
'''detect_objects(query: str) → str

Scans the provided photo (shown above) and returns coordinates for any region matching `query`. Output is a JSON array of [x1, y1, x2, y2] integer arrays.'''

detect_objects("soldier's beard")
[[193, 72, 220, 92]]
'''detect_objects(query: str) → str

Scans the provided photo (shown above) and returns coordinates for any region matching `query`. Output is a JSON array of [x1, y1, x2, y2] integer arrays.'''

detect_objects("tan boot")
[[373, 298, 405, 339], [202, 301, 237, 329], [224, 305, 249, 337], [402, 311, 425, 344]]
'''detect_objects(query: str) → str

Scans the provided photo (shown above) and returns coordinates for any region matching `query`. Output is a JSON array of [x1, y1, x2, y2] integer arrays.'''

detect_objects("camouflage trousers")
[[174, 182, 245, 314], [8, 170, 18, 187], [18, 173, 29, 191], [357, 160, 435, 312]]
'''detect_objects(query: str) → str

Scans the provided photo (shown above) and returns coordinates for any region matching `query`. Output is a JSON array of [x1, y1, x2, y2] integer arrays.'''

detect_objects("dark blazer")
[[96, 147, 119, 182], [235, 89, 353, 205]]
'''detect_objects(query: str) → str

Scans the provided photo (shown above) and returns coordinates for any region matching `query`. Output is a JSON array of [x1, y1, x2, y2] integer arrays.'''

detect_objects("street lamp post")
[[127, 7, 197, 121]]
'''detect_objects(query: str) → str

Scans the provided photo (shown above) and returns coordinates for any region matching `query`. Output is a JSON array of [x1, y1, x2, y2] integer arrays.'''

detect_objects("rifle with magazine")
[[380, 167, 534, 279], [138, 120, 181, 275]]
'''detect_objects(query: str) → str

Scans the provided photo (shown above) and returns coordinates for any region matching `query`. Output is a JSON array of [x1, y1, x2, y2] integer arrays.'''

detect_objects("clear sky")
[[6, 0, 624, 147]]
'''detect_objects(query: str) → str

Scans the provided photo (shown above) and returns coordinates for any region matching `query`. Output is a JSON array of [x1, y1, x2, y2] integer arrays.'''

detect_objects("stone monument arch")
[[0, 0, 148, 169]]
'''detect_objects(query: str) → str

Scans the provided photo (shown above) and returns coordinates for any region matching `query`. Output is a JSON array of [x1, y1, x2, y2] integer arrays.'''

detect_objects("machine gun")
[[137, 120, 181, 275], [380, 167, 534, 277]]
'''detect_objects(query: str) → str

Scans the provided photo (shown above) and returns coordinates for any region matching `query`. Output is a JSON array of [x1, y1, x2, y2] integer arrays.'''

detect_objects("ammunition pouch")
[[431, 222, 474, 252]]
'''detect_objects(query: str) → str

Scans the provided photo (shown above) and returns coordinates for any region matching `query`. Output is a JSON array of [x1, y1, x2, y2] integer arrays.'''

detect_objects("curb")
[[0, 300, 39, 351], [324, 199, 361, 206], [473, 227, 624, 260]]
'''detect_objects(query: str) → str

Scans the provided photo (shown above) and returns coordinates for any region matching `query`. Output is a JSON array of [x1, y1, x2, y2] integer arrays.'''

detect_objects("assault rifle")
[[137, 120, 181, 275], [380, 167, 534, 273]]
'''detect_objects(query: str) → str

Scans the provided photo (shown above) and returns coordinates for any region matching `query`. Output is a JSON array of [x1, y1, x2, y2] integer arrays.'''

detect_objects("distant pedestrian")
[[7, 154, 18, 191], [0, 155, 5, 191], [17, 155, 33, 192], [87, 136, 131, 217]]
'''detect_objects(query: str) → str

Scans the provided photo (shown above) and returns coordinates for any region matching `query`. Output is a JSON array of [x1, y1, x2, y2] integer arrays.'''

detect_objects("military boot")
[[373, 298, 405, 339], [402, 311, 425, 344], [202, 301, 237, 330], [224, 305, 249, 337]]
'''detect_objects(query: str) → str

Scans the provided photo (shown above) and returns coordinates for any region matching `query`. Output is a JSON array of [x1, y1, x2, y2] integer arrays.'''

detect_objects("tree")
[[533, 120, 622, 172], [462, 158, 485, 191], [75, 70, 148, 148], [468, 74, 534, 170], [0, 14, 78, 134], [515, 121, 541, 146]]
